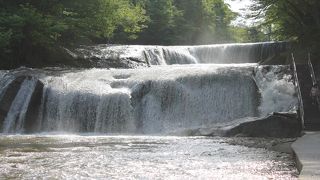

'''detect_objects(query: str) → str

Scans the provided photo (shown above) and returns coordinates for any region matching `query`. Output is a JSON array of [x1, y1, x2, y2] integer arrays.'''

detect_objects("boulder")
[[224, 113, 302, 138], [0, 76, 44, 132], [0, 76, 26, 130], [174, 112, 302, 138], [24, 78, 44, 133]]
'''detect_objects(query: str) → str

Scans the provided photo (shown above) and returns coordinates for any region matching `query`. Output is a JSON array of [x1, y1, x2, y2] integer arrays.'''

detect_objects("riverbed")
[[0, 135, 297, 179]]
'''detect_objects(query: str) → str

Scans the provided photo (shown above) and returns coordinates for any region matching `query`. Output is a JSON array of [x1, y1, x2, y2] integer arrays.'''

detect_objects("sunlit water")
[[0, 135, 297, 179]]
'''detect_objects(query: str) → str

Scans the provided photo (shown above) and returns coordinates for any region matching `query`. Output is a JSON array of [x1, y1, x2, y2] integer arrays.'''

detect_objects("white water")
[[255, 66, 297, 115], [35, 64, 259, 133], [76, 42, 287, 66], [0, 42, 295, 134], [0, 43, 299, 179], [0, 72, 14, 100], [18, 64, 294, 134], [0, 64, 297, 134]]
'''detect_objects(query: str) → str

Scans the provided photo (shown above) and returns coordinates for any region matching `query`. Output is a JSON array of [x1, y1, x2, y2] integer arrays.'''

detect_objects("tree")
[[250, 0, 320, 53], [135, 0, 236, 45], [0, 0, 147, 68], [135, 0, 181, 45]]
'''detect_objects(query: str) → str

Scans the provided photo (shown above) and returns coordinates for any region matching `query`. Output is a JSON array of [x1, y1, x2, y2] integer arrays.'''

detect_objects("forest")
[[0, 0, 319, 68]]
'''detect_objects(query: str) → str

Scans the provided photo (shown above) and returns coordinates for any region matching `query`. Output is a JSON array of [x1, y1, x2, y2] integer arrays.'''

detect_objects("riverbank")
[[292, 132, 320, 179], [225, 132, 320, 179]]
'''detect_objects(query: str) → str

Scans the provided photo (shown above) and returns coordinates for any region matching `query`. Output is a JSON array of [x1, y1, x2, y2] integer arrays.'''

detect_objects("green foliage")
[[198, 0, 235, 43], [136, 0, 236, 45], [0, 30, 12, 51], [0, 0, 147, 68], [134, 0, 181, 45], [0, 0, 242, 68], [250, 0, 320, 53]]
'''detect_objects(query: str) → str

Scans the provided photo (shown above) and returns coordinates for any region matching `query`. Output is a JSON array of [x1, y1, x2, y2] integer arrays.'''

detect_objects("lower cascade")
[[0, 63, 297, 134]]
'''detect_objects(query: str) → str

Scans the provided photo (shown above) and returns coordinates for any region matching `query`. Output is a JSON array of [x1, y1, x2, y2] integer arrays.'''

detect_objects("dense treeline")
[[0, 0, 319, 68], [0, 0, 239, 68], [250, 0, 320, 57], [133, 0, 236, 45], [0, 0, 147, 68]]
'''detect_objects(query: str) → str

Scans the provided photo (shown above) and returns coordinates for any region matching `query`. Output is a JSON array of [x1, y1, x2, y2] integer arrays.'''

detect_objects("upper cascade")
[[74, 42, 289, 67]]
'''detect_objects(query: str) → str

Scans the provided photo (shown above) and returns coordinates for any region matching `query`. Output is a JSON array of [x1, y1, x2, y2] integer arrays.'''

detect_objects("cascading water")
[[35, 65, 260, 134], [75, 42, 288, 66], [0, 42, 300, 179], [0, 72, 14, 100], [0, 42, 297, 134]]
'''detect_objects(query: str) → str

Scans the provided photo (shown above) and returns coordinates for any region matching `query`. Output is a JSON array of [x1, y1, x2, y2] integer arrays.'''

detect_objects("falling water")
[[0, 42, 296, 134], [75, 42, 288, 66], [0, 43, 298, 178], [34, 64, 260, 134], [0, 72, 14, 100]]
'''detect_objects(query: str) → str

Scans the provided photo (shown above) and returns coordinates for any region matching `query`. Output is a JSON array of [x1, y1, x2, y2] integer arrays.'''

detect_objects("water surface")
[[0, 135, 297, 179]]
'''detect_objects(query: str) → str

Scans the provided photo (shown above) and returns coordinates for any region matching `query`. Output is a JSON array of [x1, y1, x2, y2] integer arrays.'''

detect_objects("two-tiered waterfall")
[[0, 42, 297, 134], [0, 42, 299, 179]]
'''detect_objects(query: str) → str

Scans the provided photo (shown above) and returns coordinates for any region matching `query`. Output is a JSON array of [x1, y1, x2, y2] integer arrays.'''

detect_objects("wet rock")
[[0, 76, 44, 132], [24, 78, 44, 133], [270, 141, 294, 154], [176, 112, 302, 138], [71, 45, 149, 69], [224, 113, 302, 138], [0, 76, 26, 130]]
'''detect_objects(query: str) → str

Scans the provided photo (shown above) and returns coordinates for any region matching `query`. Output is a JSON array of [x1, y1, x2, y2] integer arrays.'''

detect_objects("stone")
[[292, 132, 320, 179], [224, 113, 302, 138], [24, 78, 44, 133], [0, 76, 44, 132], [0, 76, 26, 130], [176, 112, 302, 138]]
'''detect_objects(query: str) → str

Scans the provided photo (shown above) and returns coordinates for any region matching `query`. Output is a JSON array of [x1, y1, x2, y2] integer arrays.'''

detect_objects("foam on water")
[[254, 66, 298, 115]]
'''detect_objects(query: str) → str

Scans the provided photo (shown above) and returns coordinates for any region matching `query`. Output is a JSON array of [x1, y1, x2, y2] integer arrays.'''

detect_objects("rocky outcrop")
[[224, 113, 301, 138], [24, 78, 44, 133], [0, 76, 44, 132], [174, 112, 301, 138], [71, 45, 149, 69], [0, 76, 26, 130]]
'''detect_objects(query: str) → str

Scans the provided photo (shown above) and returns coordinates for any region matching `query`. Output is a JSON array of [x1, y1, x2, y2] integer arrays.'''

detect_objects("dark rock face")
[[71, 46, 149, 69], [178, 113, 301, 138], [0, 76, 26, 130], [224, 113, 302, 138], [24, 78, 44, 133], [0, 76, 44, 132]]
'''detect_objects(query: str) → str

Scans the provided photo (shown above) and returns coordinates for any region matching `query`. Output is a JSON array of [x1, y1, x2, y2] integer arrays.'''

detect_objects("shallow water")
[[0, 135, 297, 179]]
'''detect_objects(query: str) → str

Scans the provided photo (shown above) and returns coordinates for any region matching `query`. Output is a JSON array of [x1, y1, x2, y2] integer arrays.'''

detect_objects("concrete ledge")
[[292, 132, 320, 180]]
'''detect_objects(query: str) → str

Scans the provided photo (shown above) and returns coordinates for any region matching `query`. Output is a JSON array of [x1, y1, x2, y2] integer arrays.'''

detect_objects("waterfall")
[[0, 42, 297, 134], [34, 65, 260, 134], [0, 72, 14, 100], [75, 42, 289, 66], [254, 66, 297, 115], [0, 64, 294, 134]]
